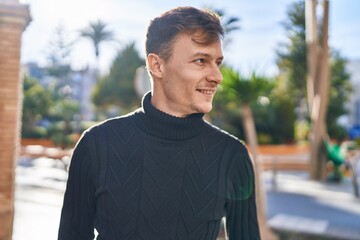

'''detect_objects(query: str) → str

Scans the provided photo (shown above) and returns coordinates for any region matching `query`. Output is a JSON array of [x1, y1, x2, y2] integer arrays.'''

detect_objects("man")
[[58, 6, 260, 240]]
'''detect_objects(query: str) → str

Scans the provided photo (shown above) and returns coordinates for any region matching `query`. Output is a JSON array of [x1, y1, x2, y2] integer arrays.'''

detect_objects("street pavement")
[[13, 157, 67, 240], [265, 171, 360, 239], [13, 156, 360, 240]]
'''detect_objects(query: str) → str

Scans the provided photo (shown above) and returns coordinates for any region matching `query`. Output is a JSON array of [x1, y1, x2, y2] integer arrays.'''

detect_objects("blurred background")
[[1, 0, 360, 239]]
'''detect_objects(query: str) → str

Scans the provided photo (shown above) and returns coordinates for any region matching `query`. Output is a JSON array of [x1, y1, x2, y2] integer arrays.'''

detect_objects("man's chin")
[[198, 105, 212, 114]]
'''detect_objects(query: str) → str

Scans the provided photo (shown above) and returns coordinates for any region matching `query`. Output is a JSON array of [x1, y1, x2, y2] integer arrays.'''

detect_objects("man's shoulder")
[[203, 121, 246, 149], [84, 110, 139, 137]]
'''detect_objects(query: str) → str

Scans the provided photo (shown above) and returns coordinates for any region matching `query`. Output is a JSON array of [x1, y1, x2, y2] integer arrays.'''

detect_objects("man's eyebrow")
[[191, 52, 224, 61]]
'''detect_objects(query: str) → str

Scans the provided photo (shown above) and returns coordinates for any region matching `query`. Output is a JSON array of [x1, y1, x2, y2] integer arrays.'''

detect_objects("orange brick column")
[[0, 1, 30, 239]]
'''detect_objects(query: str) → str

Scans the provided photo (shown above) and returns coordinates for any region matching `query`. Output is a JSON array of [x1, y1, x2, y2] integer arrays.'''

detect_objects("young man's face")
[[153, 32, 223, 117]]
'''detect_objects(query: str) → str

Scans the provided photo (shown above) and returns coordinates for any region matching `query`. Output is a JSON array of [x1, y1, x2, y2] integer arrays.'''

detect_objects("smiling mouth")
[[197, 89, 215, 95]]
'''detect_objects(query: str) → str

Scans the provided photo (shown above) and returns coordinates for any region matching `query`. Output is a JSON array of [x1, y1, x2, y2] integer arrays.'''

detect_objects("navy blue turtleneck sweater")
[[58, 92, 260, 240]]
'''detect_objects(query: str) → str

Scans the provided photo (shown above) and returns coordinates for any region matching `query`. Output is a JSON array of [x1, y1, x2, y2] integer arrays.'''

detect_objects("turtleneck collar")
[[134, 92, 205, 140]]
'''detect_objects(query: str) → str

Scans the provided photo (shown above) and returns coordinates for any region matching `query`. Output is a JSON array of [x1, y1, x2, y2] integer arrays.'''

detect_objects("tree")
[[212, 74, 296, 145], [45, 23, 74, 100], [253, 91, 296, 144], [92, 42, 145, 115], [204, 7, 240, 47], [46, 24, 73, 65], [219, 66, 277, 240], [79, 20, 115, 69], [276, 1, 307, 108], [41, 24, 82, 147], [305, 0, 330, 180], [267, 77, 297, 143], [22, 75, 52, 138], [327, 51, 353, 138], [46, 23, 73, 78], [276, 0, 352, 179], [48, 98, 80, 149]]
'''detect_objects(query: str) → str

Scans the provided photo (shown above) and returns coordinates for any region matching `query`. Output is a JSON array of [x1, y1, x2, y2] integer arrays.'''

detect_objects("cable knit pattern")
[[58, 92, 260, 240]]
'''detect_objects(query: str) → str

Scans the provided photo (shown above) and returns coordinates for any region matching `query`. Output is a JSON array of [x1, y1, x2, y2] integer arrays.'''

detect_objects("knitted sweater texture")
[[58, 93, 260, 240]]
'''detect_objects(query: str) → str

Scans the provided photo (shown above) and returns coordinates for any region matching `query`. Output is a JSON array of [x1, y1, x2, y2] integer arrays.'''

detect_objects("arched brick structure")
[[0, 1, 30, 239]]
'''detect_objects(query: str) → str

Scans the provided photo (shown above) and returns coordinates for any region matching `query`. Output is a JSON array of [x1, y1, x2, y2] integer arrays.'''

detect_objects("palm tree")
[[221, 66, 278, 240], [211, 8, 241, 47], [214, 8, 240, 33], [79, 20, 115, 71]]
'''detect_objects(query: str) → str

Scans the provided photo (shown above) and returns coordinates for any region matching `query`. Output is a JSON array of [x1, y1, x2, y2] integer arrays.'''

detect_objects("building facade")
[[347, 59, 360, 127]]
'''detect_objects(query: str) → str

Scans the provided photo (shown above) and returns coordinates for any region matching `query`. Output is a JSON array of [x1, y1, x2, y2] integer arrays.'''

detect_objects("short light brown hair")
[[145, 6, 224, 62]]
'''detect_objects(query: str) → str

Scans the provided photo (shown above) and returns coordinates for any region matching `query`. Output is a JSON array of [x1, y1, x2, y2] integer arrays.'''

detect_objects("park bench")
[[258, 144, 310, 171]]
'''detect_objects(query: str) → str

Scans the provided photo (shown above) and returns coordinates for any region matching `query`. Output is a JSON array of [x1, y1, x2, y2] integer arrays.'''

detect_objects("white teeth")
[[198, 90, 213, 94]]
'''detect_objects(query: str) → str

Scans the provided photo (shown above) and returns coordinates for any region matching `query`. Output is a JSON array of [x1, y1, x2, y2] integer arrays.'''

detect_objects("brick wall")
[[0, 2, 30, 240]]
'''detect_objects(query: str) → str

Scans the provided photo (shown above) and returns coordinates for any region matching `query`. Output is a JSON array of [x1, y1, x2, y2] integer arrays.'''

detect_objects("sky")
[[19, 0, 360, 76]]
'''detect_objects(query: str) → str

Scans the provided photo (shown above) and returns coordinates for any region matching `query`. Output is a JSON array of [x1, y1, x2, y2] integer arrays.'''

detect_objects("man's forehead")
[[187, 35, 223, 56], [167, 32, 223, 61], [173, 31, 221, 44], [176, 32, 222, 46]]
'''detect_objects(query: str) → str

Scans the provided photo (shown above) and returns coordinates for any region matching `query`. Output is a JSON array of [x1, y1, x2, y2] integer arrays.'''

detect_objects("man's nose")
[[208, 64, 223, 84]]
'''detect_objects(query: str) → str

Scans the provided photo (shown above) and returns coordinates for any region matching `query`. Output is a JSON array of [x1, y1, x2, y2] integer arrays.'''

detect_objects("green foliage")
[[211, 91, 244, 139], [211, 66, 296, 144], [268, 76, 297, 143], [92, 42, 145, 113], [211, 66, 296, 143], [276, 0, 307, 102], [22, 75, 52, 138], [276, 0, 353, 141], [22, 24, 81, 146], [47, 120, 80, 149], [46, 64, 71, 79], [22, 74, 81, 147], [253, 95, 296, 144], [220, 66, 273, 104], [294, 120, 310, 143], [327, 51, 353, 138], [47, 98, 80, 148], [22, 126, 48, 139], [274, 99, 296, 143]]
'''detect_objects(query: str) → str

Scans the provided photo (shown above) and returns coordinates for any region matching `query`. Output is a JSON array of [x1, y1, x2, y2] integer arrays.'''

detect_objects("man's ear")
[[147, 53, 164, 78]]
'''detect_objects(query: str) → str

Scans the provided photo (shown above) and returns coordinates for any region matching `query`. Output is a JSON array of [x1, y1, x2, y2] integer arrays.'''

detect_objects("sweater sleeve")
[[225, 143, 260, 240], [58, 133, 96, 240]]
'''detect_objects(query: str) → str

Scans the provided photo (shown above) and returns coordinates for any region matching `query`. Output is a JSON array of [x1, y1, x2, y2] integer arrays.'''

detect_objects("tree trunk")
[[306, 0, 330, 180], [242, 104, 278, 240]]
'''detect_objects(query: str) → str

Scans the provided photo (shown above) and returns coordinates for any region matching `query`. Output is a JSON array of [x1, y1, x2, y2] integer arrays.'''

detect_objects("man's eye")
[[216, 61, 223, 67], [194, 59, 205, 64]]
